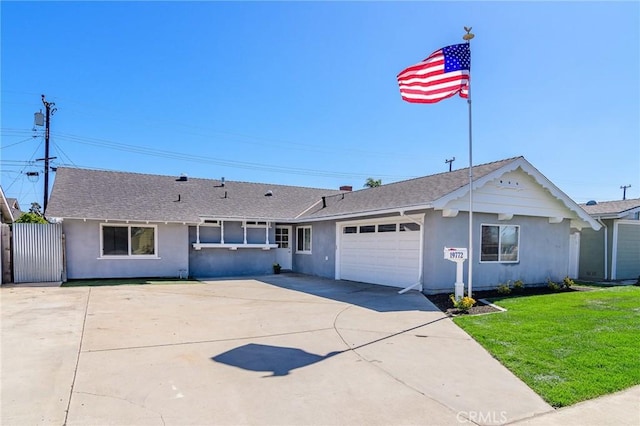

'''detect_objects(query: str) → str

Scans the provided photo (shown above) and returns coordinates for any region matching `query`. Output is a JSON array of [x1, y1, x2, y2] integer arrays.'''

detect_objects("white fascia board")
[[431, 157, 602, 231], [294, 199, 324, 219], [286, 204, 433, 223], [0, 187, 15, 222], [590, 205, 640, 220], [56, 216, 200, 225], [197, 215, 279, 223]]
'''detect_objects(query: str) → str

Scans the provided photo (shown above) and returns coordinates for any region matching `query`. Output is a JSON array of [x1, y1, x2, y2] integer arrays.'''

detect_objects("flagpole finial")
[[463, 26, 474, 41]]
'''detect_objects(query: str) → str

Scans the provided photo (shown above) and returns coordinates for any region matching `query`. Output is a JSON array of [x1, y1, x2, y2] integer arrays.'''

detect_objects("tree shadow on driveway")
[[211, 316, 448, 377], [211, 343, 342, 377]]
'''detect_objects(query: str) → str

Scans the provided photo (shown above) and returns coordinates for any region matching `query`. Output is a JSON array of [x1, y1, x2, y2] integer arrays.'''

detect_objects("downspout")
[[596, 218, 608, 280]]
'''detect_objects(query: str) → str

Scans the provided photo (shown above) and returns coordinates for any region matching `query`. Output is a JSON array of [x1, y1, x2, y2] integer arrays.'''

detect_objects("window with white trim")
[[481, 224, 519, 262], [101, 224, 157, 257], [296, 226, 312, 253], [242, 221, 270, 228]]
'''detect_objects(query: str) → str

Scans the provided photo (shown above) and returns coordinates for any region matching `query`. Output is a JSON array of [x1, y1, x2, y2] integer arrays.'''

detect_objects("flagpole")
[[463, 27, 475, 298]]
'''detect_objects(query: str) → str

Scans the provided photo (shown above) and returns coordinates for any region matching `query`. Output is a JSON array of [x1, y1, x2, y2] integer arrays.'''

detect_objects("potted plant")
[[273, 263, 281, 274]]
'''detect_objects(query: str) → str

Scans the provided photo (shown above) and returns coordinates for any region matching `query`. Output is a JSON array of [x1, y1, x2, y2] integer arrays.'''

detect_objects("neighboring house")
[[45, 156, 600, 294], [578, 198, 640, 281], [0, 187, 22, 224]]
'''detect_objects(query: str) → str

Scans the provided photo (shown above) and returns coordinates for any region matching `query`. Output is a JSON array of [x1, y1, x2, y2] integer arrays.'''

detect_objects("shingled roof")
[[580, 198, 640, 218], [0, 187, 21, 223], [299, 157, 521, 219], [46, 168, 342, 223], [46, 156, 599, 230]]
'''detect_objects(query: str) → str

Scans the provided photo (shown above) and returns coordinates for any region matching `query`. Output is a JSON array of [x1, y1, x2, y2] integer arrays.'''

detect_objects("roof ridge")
[[580, 197, 640, 206], [55, 166, 339, 192], [335, 155, 524, 197]]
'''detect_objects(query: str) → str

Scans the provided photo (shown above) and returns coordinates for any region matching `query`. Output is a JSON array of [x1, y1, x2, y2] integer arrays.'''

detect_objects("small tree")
[[15, 202, 48, 224], [29, 202, 43, 216], [364, 178, 382, 188], [15, 212, 48, 224]]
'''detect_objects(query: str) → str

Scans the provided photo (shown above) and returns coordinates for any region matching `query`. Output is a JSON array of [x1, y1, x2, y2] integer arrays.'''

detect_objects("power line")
[[1, 137, 37, 149], [52, 131, 414, 180], [51, 141, 77, 167]]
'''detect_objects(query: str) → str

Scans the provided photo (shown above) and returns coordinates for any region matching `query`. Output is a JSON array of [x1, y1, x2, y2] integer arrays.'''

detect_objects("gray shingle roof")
[[45, 168, 341, 223], [6, 198, 22, 221], [299, 157, 522, 219], [49, 156, 593, 227], [580, 198, 640, 217]]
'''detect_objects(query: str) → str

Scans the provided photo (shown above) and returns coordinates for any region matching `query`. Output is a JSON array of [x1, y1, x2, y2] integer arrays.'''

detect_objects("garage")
[[336, 216, 423, 289]]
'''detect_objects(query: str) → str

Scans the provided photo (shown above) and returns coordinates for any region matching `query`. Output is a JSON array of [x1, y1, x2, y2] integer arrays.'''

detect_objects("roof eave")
[[431, 157, 602, 231], [49, 215, 201, 225], [291, 203, 434, 223]]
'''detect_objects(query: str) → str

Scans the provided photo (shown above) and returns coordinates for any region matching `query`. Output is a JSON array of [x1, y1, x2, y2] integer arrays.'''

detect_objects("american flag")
[[397, 43, 470, 104]]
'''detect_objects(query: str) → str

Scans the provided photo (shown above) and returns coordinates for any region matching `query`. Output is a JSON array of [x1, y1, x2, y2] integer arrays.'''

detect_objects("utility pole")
[[620, 184, 631, 200], [35, 95, 57, 212], [445, 157, 455, 172]]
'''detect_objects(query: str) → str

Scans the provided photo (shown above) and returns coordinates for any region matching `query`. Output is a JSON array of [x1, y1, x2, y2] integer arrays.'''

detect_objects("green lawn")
[[454, 286, 640, 407], [62, 278, 202, 287]]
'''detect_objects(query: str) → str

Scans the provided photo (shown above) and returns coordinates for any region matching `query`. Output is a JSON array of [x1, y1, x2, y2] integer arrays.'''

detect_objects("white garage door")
[[338, 218, 422, 288]]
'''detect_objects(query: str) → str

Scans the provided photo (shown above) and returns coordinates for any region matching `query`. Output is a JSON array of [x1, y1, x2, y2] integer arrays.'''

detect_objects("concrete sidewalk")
[[1, 275, 633, 425], [511, 385, 640, 426]]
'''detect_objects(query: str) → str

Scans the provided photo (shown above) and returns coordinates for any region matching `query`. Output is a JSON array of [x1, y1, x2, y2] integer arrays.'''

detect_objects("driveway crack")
[[331, 307, 461, 417], [63, 287, 91, 426]]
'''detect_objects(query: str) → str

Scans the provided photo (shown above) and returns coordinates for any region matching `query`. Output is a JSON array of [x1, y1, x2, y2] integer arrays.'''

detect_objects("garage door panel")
[[339, 220, 421, 288]]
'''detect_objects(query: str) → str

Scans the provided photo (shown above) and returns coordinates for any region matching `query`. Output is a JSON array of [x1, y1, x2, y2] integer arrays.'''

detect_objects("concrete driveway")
[[1, 274, 552, 425]]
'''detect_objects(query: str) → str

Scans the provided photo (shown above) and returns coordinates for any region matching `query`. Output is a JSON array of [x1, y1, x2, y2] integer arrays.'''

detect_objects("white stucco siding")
[[63, 219, 189, 279], [439, 169, 577, 220]]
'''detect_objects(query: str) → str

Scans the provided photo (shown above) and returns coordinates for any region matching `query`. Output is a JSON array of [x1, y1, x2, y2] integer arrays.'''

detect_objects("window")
[[275, 227, 289, 249], [359, 225, 376, 233], [101, 224, 156, 257], [481, 225, 519, 262], [296, 226, 312, 253], [378, 224, 397, 232], [243, 221, 269, 228], [343, 226, 357, 234]]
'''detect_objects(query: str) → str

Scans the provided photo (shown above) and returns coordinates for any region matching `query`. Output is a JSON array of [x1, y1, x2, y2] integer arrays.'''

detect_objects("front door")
[[275, 226, 292, 270]]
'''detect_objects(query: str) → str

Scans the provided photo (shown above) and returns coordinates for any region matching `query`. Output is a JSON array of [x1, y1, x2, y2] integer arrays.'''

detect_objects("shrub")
[[563, 276, 574, 288], [450, 295, 476, 312], [513, 279, 525, 292], [547, 279, 561, 291], [15, 212, 48, 224], [497, 282, 511, 295]]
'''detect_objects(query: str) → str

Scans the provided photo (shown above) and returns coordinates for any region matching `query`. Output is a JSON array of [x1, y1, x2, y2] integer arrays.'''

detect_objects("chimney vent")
[[339, 185, 352, 192], [176, 174, 188, 182]]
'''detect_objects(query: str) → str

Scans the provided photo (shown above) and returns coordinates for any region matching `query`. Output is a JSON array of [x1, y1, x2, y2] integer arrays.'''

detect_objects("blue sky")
[[2, 1, 639, 212]]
